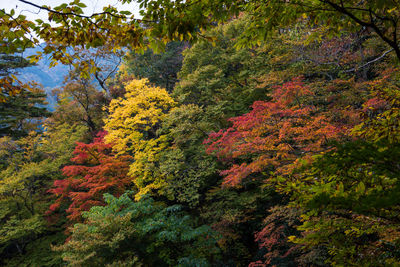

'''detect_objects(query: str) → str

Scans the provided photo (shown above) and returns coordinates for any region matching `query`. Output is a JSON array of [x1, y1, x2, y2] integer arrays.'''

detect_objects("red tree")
[[47, 131, 132, 222], [204, 78, 343, 187]]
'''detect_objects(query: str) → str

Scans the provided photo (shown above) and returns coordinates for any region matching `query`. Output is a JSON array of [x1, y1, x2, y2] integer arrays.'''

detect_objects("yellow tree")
[[104, 78, 176, 198]]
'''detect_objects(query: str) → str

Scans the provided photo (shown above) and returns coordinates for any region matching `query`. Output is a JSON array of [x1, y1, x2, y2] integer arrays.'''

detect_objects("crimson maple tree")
[[47, 131, 132, 222], [204, 78, 343, 187]]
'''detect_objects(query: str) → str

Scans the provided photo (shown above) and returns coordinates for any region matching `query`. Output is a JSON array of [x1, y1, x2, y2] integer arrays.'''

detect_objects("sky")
[[2, 0, 141, 21]]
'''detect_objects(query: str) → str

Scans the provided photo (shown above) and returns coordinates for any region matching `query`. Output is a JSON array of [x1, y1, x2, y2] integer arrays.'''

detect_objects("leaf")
[[355, 181, 365, 194]]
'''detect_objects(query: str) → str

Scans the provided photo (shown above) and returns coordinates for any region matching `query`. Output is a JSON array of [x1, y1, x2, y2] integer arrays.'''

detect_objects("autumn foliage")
[[205, 78, 343, 186], [104, 79, 176, 199], [3, 6, 400, 265], [47, 131, 132, 222], [104, 78, 176, 154]]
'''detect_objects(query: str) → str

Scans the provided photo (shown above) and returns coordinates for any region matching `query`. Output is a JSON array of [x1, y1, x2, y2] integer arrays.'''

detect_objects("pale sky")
[[1, 0, 141, 22]]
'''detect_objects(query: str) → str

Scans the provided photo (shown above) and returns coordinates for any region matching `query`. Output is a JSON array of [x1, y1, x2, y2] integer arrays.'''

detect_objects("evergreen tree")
[[0, 54, 50, 137]]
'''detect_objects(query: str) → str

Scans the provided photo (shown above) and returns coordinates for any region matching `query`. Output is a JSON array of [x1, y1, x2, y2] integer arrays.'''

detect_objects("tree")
[[205, 78, 342, 187], [124, 41, 186, 92], [51, 71, 106, 134], [0, 122, 86, 265], [104, 78, 176, 153], [104, 78, 176, 199], [352, 67, 400, 143], [48, 132, 132, 223], [0, 85, 50, 138], [55, 192, 221, 266], [285, 69, 400, 266], [67, 45, 123, 94], [200, 186, 274, 266], [3, 0, 399, 65], [156, 104, 220, 207], [0, 54, 50, 137], [0, 11, 37, 98], [288, 139, 400, 266], [173, 17, 269, 119]]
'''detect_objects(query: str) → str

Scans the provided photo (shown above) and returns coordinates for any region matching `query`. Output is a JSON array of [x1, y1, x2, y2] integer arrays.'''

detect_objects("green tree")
[[0, 54, 50, 137], [157, 104, 219, 207], [0, 86, 50, 138], [56, 192, 221, 266], [0, 54, 30, 77], [174, 17, 269, 119], [288, 140, 400, 266], [0, 122, 87, 265], [124, 41, 186, 92]]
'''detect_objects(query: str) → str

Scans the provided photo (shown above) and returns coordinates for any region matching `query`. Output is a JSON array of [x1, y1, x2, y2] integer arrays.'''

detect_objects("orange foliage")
[[47, 131, 132, 222], [205, 78, 343, 186]]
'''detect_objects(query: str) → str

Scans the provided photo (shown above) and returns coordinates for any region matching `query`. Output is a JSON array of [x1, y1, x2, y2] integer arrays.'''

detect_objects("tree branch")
[[16, 0, 155, 23], [343, 48, 394, 73], [320, 0, 400, 60]]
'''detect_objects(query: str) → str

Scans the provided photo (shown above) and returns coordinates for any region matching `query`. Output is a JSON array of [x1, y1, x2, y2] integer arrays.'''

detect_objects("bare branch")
[[343, 48, 394, 73]]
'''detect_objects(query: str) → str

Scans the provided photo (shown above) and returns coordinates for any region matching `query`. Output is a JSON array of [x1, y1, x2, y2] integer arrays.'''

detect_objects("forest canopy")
[[1, 0, 400, 266]]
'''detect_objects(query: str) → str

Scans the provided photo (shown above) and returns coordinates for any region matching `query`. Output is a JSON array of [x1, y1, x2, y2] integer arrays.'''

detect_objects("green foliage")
[[287, 139, 400, 265], [0, 123, 86, 264], [352, 69, 400, 143], [0, 10, 36, 55], [157, 104, 219, 207], [2, 3, 400, 266], [0, 53, 50, 136], [57, 192, 221, 266], [124, 41, 186, 92], [200, 186, 273, 265], [174, 17, 269, 118], [0, 54, 30, 76], [2, 233, 65, 267], [0, 87, 50, 138]]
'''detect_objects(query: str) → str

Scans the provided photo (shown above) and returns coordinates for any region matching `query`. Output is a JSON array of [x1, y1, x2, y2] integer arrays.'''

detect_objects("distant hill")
[[17, 46, 70, 110], [16, 46, 121, 110]]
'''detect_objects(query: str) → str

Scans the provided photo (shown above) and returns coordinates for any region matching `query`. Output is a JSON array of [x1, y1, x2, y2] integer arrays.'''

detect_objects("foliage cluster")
[[1, 2, 400, 266]]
